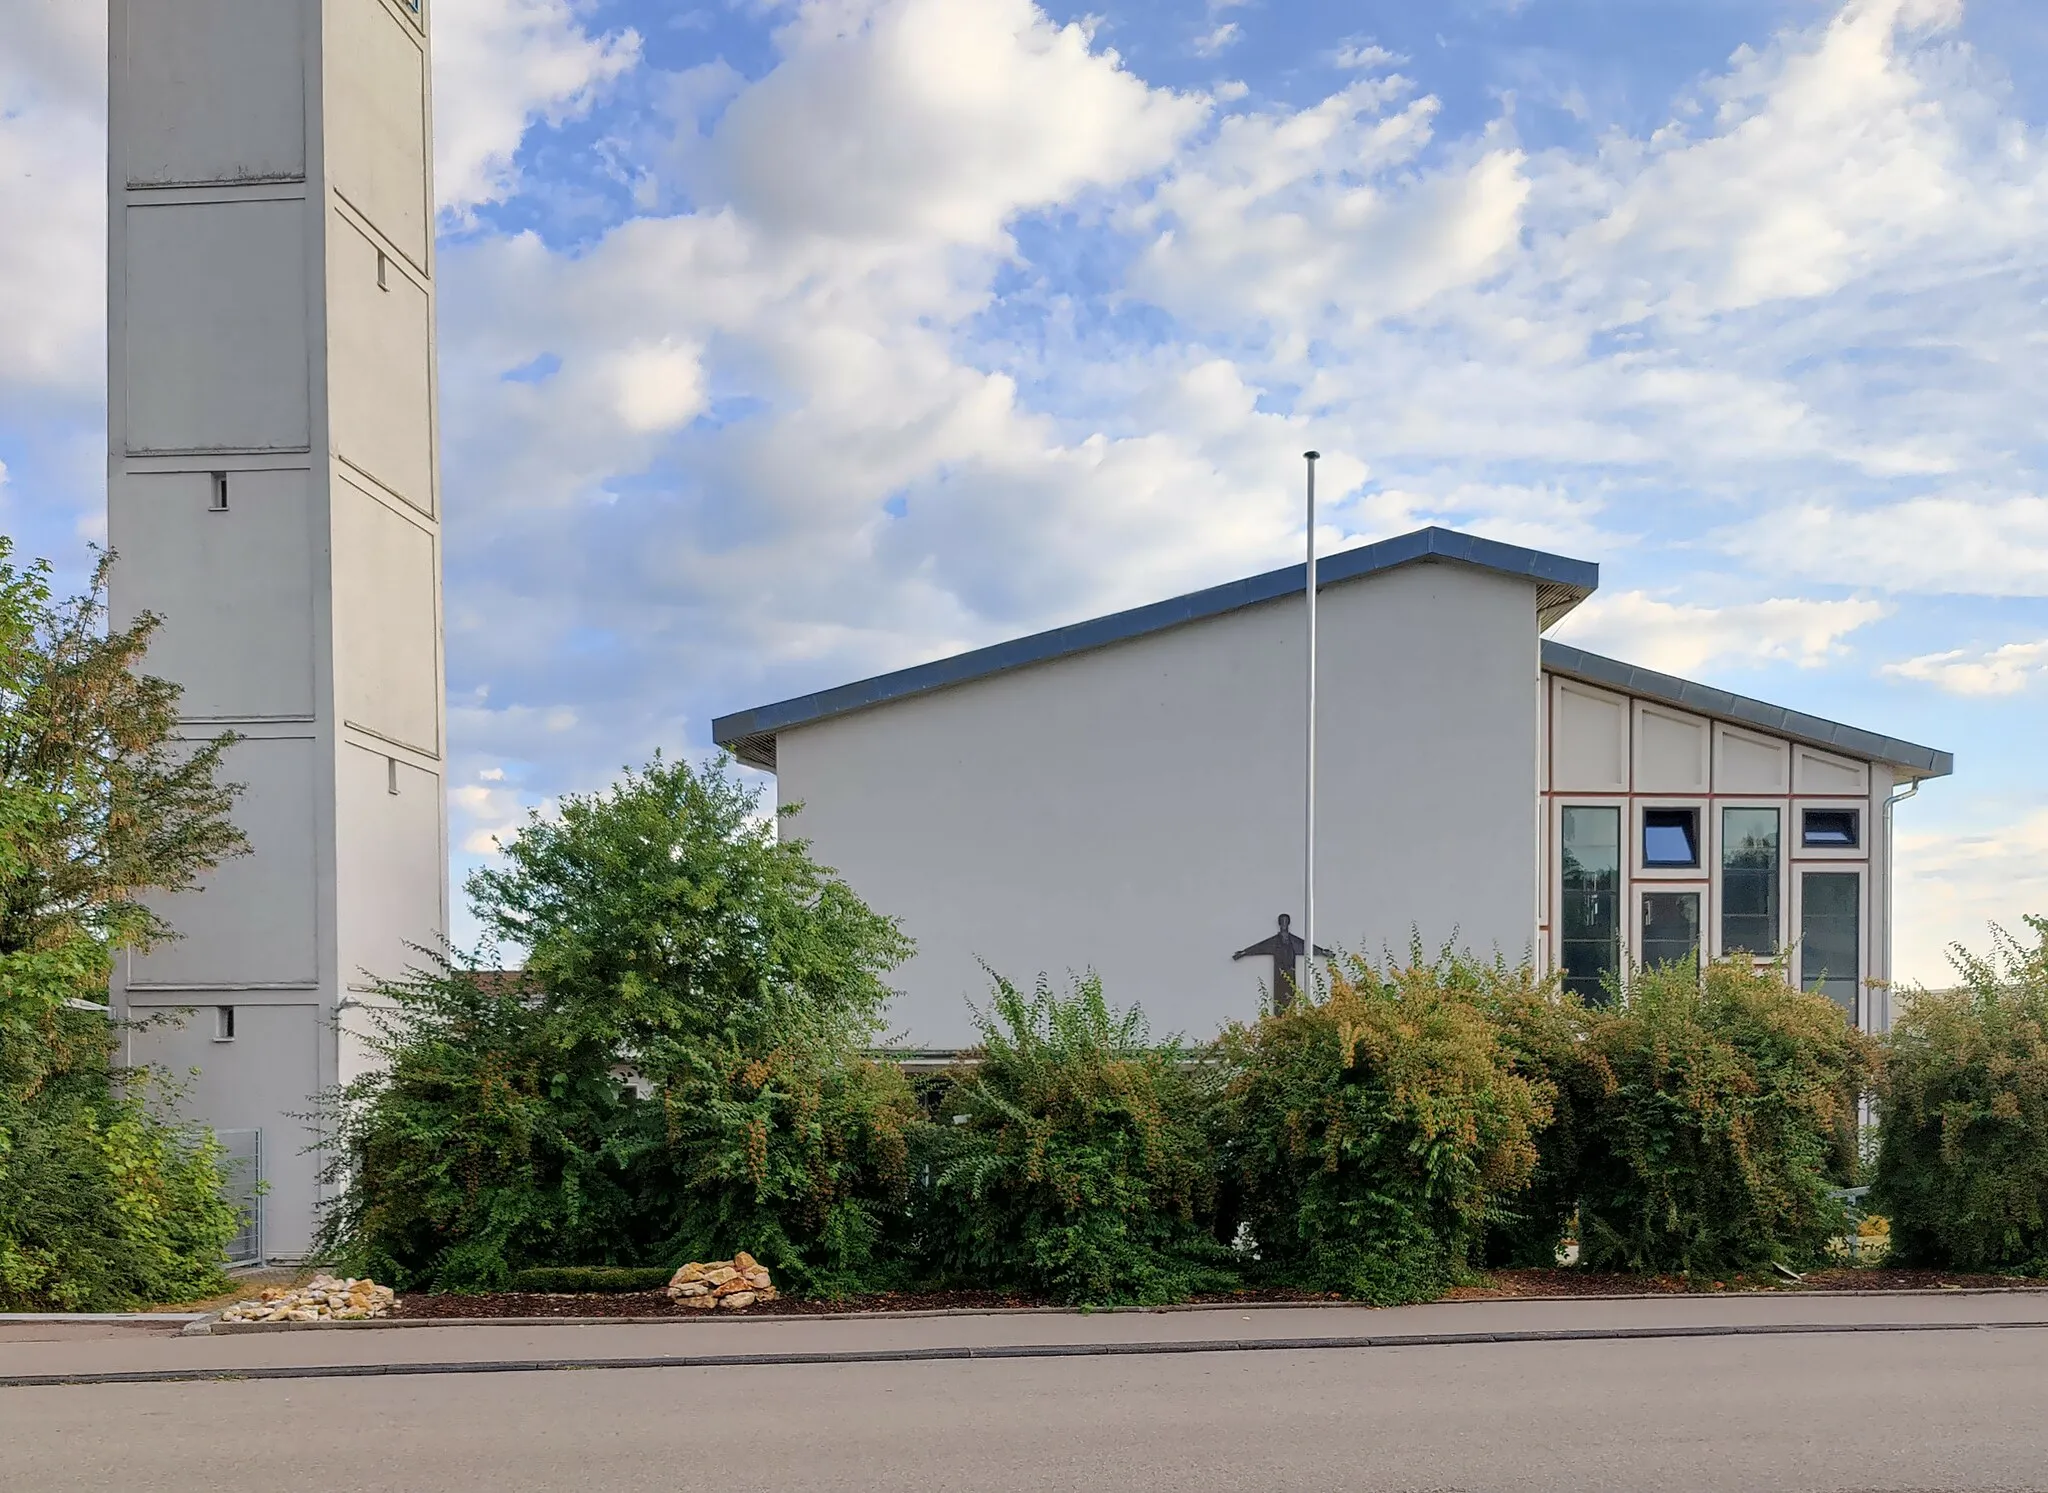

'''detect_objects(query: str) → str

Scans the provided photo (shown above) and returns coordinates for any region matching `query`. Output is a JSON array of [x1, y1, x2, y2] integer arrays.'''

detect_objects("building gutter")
[[1879, 778, 1921, 1033]]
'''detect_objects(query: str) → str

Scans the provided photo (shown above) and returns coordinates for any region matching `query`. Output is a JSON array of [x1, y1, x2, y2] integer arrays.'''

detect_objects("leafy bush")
[[319, 756, 921, 1295], [1213, 952, 1549, 1304], [639, 1047, 923, 1298], [316, 961, 648, 1293], [1572, 957, 1873, 1274], [1874, 919, 2048, 1274], [508, 1265, 675, 1294], [921, 973, 1234, 1305], [0, 1057, 239, 1311], [0, 540, 245, 1309], [1464, 961, 1614, 1268]]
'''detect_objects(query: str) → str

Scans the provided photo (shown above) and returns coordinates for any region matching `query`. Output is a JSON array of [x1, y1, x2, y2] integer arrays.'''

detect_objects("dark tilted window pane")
[[1802, 809, 1859, 848], [1721, 807, 1780, 955], [1801, 871, 1860, 1021], [1642, 808, 1700, 868], [1561, 807, 1621, 1004], [1641, 890, 1701, 974]]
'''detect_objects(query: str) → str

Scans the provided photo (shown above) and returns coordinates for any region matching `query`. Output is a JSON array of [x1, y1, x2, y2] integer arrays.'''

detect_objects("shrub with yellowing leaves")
[[1572, 956, 1873, 1275], [1875, 918, 2048, 1275], [1213, 953, 1550, 1303]]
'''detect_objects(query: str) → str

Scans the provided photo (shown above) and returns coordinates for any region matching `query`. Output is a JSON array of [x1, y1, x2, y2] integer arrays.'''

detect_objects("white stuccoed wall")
[[776, 560, 1542, 1048], [107, 0, 448, 1259]]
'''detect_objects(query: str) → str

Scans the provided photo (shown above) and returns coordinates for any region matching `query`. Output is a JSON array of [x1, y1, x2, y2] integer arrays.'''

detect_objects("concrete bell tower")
[[107, 0, 448, 1259]]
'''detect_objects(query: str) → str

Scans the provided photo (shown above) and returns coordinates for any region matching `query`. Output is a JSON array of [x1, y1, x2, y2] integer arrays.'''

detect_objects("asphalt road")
[[5, 1324, 2046, 1492]]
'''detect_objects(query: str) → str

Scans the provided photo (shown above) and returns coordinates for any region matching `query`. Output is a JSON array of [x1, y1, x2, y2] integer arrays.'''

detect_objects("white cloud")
[[431, 0, 642, 212], [1721, 496, 2048, 596], [1553, 0, 2031, 323], [450, 778, 531, 856], [1193, 23, 1240, 58], [600, 341, 709, 435], [436, 0, 1216, 528], [1346, 480, 1616, 557], [0, 1, 106, 402], [1125, 81, 1530, 331], [1884, 638, 2048, 695], [1894, 805, 2048, 986], [1548, 591, 1889, 676], [1332, 41, 1404, 71], [700, 0, 1206, 247]]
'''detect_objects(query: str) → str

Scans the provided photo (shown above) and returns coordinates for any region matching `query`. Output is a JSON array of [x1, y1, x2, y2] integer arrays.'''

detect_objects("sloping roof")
[[1541, 641, 1953, 781], [714, 527, 1598, 770]]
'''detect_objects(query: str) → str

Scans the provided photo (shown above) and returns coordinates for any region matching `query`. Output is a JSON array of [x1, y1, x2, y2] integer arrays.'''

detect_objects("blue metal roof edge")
[[1540, 640, 1954, 781], [713, 527, 1600, 765]]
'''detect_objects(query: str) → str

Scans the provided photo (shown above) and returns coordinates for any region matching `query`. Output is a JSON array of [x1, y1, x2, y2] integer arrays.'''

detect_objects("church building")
[[714, 528, 1951, 1050]]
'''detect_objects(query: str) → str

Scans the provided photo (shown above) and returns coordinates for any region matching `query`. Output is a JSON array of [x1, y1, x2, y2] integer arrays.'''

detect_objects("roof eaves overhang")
[[714, 527, 1599, 773], [1540, 640, 1954, 782]]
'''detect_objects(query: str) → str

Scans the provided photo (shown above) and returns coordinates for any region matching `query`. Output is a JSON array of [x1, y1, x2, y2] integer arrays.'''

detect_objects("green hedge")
[[1569, 957, 1873, 1274], [1213, 953, 1548, 1303], [1873, 918, 2048, 1275], [1468, 961, 1611, 1268], [919, 973, 1234, 1305], [320, 948, 1893, 1302], [1, 1056, 239, 1313]]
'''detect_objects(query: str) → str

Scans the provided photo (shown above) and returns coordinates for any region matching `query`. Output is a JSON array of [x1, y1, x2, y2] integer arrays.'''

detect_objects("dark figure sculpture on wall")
[[1232, 913, 1333, 1013]]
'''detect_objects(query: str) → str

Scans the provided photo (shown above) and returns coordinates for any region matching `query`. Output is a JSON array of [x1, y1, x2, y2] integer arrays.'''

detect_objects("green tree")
[[0, 540, 246, 1309], [323, 755, 920, 1293], [466, 754, 909, 1063]]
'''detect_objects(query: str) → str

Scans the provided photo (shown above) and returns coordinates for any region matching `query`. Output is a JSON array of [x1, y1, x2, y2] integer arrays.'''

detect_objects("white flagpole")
[[1302, 450, 1320, 1005]]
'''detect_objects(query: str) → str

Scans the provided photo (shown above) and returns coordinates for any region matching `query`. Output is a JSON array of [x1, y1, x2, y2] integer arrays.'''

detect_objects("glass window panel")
[[1642, 808, 1700, 867], [1641, 891, 1701, 974], [1561, 807, 1621, 1004], [1721, 807, 1781, 955], [1802, 809, 1859, 849], [1801, 871, 1860, 1020]]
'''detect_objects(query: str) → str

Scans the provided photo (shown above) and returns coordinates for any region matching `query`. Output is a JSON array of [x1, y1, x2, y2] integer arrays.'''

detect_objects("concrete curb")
[[7, 1317, 2044, 1390], [198, 1284, 2048, 1333]]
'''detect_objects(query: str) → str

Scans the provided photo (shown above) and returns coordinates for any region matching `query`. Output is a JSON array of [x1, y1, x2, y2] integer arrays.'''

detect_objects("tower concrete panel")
[[119, 0, 308, 186], [107, 470, 320, 720], [121, 200, 313, 454], [109, 0, 447, 1260]]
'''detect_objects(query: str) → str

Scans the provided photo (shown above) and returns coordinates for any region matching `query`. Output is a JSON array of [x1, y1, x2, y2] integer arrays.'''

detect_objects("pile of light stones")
[[220, 1274, 395, 1324], [667, 1252, 776, 1310]]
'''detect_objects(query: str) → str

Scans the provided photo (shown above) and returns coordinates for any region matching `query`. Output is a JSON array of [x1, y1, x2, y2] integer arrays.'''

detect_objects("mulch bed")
[[390, 1286, 1345, 1320], [1443, 1267, 2048, 1299], [388, 1268, 2048, 1321]]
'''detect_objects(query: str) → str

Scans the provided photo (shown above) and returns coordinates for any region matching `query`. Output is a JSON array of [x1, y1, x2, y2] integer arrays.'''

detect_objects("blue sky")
[[4, 0, 2047, 979]]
